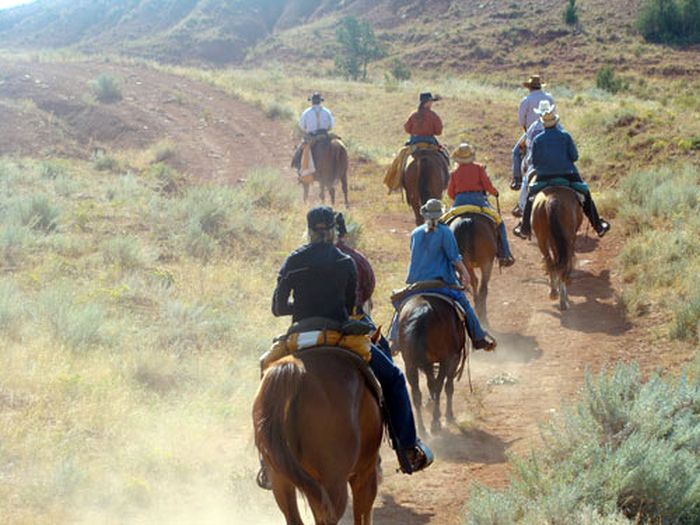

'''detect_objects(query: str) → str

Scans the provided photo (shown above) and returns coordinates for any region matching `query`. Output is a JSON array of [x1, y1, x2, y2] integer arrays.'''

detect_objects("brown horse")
[[531, 187, 583, 311], [450, 214, 498, 326], [403, 151, 447, 225], [396, 296, 466, 434], [302, 138, 349, 207], [253, 349, 382, 525]]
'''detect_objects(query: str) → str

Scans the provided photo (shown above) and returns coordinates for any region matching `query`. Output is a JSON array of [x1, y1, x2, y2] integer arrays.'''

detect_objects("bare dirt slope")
[[1, 60, 692, 524], [0, 59, 294, 181]]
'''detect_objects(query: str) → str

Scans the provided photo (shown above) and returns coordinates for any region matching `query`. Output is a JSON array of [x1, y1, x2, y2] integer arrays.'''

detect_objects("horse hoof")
[[549, 291, 559, 300], [559, 302, 570, 311], [431, 421, 442, 434], [446, 414, 456, 424]]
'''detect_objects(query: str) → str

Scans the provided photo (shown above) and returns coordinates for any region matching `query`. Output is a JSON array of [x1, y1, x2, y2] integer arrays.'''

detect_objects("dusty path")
[[0, 59, 690, 524], [0, 59, 295, 181]]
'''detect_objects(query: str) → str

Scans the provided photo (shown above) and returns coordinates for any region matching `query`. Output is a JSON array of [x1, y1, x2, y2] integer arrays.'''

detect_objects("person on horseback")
[[258, 206, 433, 488], [404, 92, 443, 146], [511, 75, 555, 215], [292, 92, 334, 174], [448, 143, 515, 267], [513, 105, 611, 239], [405, 199, 497, 351]]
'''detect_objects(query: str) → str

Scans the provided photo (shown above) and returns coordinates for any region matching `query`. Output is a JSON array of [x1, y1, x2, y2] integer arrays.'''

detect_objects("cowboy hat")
[[308, 92, 324, 104], [522, 75, 546, 89], [534, 100, 559, 128], [451, 143, 476, 164], [420, 198, 444, 220], [419, 92, 442, 103]]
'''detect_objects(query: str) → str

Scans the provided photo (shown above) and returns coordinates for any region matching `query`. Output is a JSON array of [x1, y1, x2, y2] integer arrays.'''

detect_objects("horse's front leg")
[[444, 356, 459, 423], [559, 281, 570, 311], [329, 185, 336, 206], [405, 363, 425, 436], [302, 182, 310, 203], [319, 183, 326, 203]]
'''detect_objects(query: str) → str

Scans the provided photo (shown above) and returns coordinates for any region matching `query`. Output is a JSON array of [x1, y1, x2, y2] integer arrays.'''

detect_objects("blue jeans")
[[512, 134, 525, 181], [452, 193, 513, 259], [391, 287, 486, 343], [369, 346, 416, 449]]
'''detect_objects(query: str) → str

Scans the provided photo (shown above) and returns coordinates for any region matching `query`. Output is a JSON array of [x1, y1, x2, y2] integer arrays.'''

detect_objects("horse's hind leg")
[[329, 185, 336, 206], [302, 182, 310, 203], [559, 280, 569, 311], [271, 475, 303, 525], [405, 363, 425, 436], [431, 364, 448, 434], [319, 183, 326, 203], [444, 355, 460, 423], [476, 262, 493, 327], [349, 459, 379, 525]]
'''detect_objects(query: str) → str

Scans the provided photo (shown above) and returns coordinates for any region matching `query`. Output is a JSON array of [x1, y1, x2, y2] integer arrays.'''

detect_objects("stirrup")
[[399, 440, 434, 474]]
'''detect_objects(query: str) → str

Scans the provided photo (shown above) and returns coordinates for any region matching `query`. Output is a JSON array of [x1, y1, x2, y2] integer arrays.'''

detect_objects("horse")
[[403, 151, 447, 226], [396, 295, 466, 434], [302, 137, 349, 207], [450, 214, 498, 327], [253, 349, 382, 525], [531, 186, 583, 311]]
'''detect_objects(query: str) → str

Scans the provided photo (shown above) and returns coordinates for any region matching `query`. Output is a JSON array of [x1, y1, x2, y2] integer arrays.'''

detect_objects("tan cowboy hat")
[[534, 100, 559, 128], [420, 199, 444, 220], [523, 75, 546, 89], [451, 143, 476, 164]]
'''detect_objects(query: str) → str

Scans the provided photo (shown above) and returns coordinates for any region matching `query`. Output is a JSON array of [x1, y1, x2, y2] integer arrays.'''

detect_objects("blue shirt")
[[532, 127, 579, 176], [406, 223, 462, 286]]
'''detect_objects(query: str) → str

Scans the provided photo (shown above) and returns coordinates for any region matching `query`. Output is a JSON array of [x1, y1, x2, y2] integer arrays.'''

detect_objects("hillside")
[[1, 0, 699, 80]]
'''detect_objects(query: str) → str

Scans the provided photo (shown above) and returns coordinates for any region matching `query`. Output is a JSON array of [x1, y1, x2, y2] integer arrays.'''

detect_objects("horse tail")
[[403, 299, 431, 365], [417, 156, 431, 205], [547, 198, 573, 281], [452, 216, 476, 259], [254, 360, 335, 521], [334, 141, 349, 200]]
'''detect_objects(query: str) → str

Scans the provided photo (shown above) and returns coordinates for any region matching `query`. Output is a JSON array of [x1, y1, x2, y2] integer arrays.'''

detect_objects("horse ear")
[[370, 326, 383, 344]]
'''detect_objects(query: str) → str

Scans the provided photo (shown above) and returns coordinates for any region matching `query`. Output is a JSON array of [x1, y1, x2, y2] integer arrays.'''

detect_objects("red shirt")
[[447, 163, 498, 200], [336, 241, 376, 306], [404, 109, 443, 136]]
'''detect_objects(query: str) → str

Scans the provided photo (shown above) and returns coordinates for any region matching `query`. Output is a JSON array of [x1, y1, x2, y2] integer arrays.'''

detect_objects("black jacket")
[[272, 242, 357, 323]]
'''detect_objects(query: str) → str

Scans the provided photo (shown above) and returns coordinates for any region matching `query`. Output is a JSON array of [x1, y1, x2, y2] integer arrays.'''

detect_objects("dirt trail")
[[0, 59, 689, 524]]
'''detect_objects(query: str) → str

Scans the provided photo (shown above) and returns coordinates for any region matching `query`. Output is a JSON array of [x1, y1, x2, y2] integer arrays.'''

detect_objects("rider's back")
[[273, 242, 355, 323], [532, 127, 578, 176]]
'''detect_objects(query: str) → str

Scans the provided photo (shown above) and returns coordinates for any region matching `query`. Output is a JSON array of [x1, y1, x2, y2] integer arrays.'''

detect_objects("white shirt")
[[518, 90, 554, 130], [299, 105, 334, 133]]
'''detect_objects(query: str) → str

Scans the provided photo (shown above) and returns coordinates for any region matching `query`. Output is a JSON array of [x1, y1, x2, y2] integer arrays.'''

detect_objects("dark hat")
[[309, 92, 324, 104], [419, 92, 441, 103], [307, 206, 336, 231], [335, 212, 348, 237]]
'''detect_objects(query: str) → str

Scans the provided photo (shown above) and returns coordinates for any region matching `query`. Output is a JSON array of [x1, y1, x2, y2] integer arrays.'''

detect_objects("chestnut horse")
[[450, 214, 498, 327], [303, 137, 349, 207], [253, 349, 382, 525], [403, 151, 447, 225], [532, 187, 583, 311], [396, 296, 466, 434]]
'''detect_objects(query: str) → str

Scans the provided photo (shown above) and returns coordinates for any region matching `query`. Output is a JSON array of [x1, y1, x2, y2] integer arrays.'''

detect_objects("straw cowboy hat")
[[533, 100, 559, 128], [522, 75, 546, 89], [451, 143, 476, 164], [420, 198, 444, 220]]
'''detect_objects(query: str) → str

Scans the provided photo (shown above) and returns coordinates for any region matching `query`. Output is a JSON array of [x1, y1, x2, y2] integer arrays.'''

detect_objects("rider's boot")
[[497, 222, 516, 268], [455, 293, 497, 351], [582, 192, 611, 238], [513, 197, 534, 239]]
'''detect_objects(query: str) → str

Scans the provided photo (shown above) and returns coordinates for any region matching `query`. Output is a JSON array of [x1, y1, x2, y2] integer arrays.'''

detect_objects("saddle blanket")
[[300, 143, 316, 178], [529, 177, 589, 196], [441, 205, 502, 226]]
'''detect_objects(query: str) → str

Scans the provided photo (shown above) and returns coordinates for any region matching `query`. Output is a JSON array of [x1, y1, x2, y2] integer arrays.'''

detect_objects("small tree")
[[389, 59, 412, 81], [564, 0, 579, 25], [335, 16, 384, 81], [596, 66, 627, 94]]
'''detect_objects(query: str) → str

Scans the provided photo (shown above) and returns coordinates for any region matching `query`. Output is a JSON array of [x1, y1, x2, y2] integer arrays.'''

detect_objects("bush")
[[102, 236, 146, 272], [89, 73, 123, 103], [149, 163, 186, 196], [596, 66, 627, 94], [0, 278, 24, 334], [0, 223, 31, 267], [465, 364, 700, 524], [637, 0, 700, 45], [93, 154, 119, 172], [156, 300, 231, 354], [40, 287, 105, 349], [265, 101, 294, 121], [389, 59, 412, 81], [8, 195, 60, 233], [564, 0, 579, 25]]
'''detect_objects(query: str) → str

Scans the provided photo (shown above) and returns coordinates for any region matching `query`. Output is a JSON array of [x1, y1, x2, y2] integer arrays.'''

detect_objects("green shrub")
[[389, 58, 412, 81], [564, 0, 579, 25], [89, 73, 123, 103], [156, 300, 231, 354], [40, 287, 105, 349], [149, 163, 186, 196], [637, 0, 700, 45], [0, 278, 24, 334], [93, 155, 119, 172], [265, 101, 294, 121], [102, 236, 146, 272], [596, 66, 627, 94], [465, 365, 700, 524], [8, 195, 60, 233], [0, 223, 32, 267]]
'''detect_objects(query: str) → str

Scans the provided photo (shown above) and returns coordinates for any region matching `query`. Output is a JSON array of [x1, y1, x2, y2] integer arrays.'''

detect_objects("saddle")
[[390, 280, 464, 306], [529, 177, 589, 203], [441, 205, 502, 226]]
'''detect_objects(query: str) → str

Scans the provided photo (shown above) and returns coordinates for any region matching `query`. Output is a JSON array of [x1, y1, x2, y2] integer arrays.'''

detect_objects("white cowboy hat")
[[534, 101, 559, 128]]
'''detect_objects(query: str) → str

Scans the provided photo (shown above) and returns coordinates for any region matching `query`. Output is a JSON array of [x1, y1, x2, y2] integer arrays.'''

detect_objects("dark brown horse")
[[532, 187, 583, 311], [403, 151, 447, 225], [450, 214, 498, 326], [253, 349, 382, 525], [396, 296, 466, 434], [302, 138, 349, 207]]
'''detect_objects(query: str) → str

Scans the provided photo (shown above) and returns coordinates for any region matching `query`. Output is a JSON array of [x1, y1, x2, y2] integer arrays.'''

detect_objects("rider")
[[261, 206, 433, 486], [292, 92, 334, 173], [404, 199, 497, 351], [513, 105, 611, 239], [512, 75, 554, 215], [404, 92, 450, 170], [448, 143, 515, 267]]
